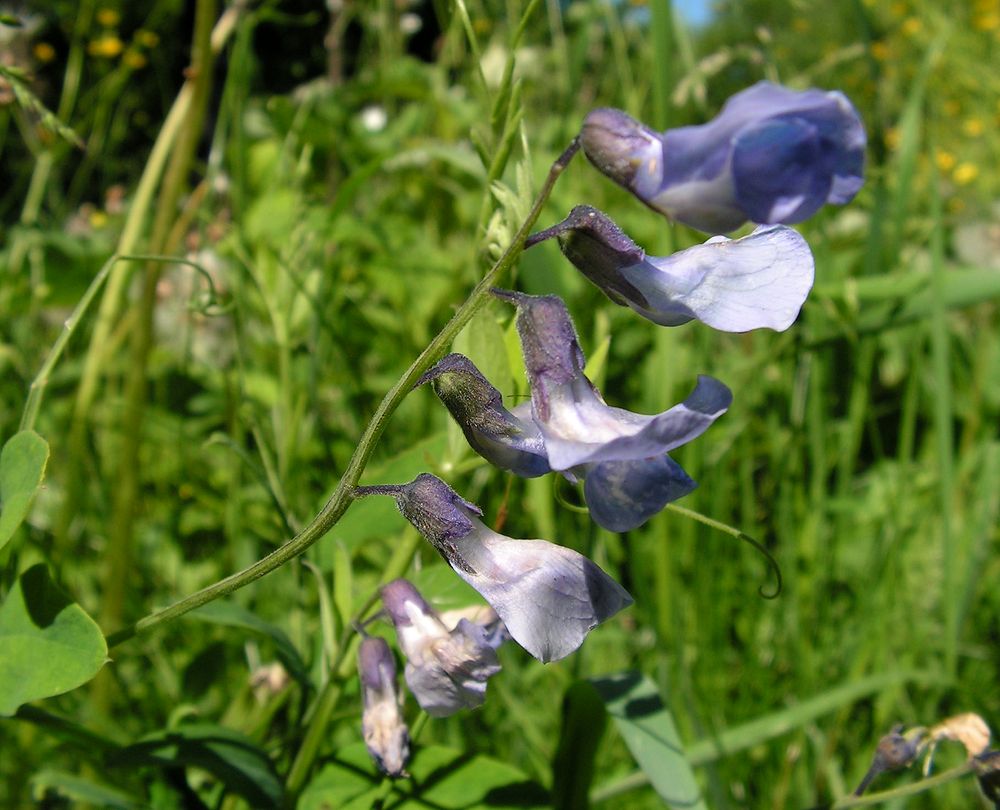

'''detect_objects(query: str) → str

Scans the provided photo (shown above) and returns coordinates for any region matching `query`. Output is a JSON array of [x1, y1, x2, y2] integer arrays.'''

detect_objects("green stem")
[[830, 762, 974, 808], [104, 138, 580, 650], [94, 0, 218, 712], [56, 4, 241, 545], [666, 503, 782, 599]]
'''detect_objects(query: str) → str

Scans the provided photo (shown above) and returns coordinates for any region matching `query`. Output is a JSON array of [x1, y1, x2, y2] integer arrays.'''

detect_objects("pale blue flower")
[[380, 578, 502, 717], [580, 81, 865, 233], [357, 475, 632, 663], [528, 205, 815, 332]]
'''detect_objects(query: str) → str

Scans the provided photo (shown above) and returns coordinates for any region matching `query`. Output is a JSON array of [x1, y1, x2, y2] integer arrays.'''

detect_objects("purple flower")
[[492, 289, 732, 470], [358, 636, 410, 777], [380, 579, 503, 717], [528, 205, 814, 332], [357, 474, 633, 663], [580, 81, 865, 233], [419, 351, 705, 531]]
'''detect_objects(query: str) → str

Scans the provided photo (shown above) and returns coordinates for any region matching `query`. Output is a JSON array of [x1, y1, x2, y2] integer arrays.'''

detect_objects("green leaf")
[[111, 723, 281, 808], [0, 564, 108, 716], [300, 743, 548, 810], [591, 672, 706, 810], [0, 430, 50, 552], [31, 771, 144, 809], [188, 600, 309, 687], [552, 681, 609, 810]]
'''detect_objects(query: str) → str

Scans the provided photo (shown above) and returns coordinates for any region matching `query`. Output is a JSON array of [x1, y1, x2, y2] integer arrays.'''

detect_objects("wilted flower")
[[853, 725, 921, 796], [528, 205, 814, 332], [492, 289, 732, 470], [419, 352, 702, 531], [380, 578, 502, 717], [580, 81, 865, 233], [358, 636, 410, 778], [355, 474, 632, 662]]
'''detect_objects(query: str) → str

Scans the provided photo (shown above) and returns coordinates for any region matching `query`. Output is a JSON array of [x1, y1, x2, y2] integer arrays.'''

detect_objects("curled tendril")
[[552, 476, 590, 514], [737, 531, 782, 599]]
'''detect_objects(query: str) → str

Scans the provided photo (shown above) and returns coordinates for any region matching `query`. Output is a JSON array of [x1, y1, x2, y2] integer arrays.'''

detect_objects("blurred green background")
[[1, 0, 999, 807]]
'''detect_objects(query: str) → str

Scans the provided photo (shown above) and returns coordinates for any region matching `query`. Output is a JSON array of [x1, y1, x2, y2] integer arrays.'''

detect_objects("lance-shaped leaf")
[[381, 579, 502, 717], [580, 81, 865, 233], [493, 290, 732, 471], [529, 205, 814, 332], [358, 474, 632, 663]]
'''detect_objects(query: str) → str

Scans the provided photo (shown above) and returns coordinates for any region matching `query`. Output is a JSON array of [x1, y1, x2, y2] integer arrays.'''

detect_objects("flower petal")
[[580, 81, 865, 233], [583, 455, 696, 532], [382, 475, 632, 663], [631, 225, 815, 331], [540, 374, 732, 470]]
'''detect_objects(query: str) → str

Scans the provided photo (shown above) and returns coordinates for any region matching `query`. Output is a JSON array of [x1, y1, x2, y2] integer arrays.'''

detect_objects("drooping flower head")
[[416, 354, 550, 478], [358, 636, 410, 778], [580, 81, 865, 233], [380, 578, 502, 717], [491, 289, 732, 471], [356, 474, 632, 662], [420, 352, 706, 532], [527, 205, 814, 332]]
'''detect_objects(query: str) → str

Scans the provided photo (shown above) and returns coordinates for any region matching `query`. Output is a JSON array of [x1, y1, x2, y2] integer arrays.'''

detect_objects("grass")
[[1, 0, 999, 807]]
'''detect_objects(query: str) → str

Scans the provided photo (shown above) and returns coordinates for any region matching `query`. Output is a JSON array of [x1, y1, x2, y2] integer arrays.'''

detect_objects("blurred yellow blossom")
[[902, 17, 922, 35], [890, 1, 907, 15], [963, 118, 984, 136], [884, 127, 901, 149], [88, 36, 123, 58], [96, 8, 120, 27], [135, 29, 159, 48], [871, 41, 891, 60], [953, 163, 979, 185], [123, 50, 147, 69], [935, 150, 956, 171], [792, 18, 810, 33], [974, 12, 999, 29], [89, 210, 109, 228], [943, 99, 961, 116], [33, 42, 56, 62]]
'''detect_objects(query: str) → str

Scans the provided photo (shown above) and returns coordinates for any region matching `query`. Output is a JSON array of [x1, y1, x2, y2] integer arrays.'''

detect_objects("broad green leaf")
[[300, 743, 548, 810], [188, 601, 309, 687], [591, 672, 706, 810], [111, 723, 281, 808], [0, 564, 108, 716], [0, 430, 50, 552], [31, 771, 143, 809], [552, 681, 608, 810]]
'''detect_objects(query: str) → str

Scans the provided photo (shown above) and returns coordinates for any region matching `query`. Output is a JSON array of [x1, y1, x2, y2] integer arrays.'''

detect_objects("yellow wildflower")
[[89, 210, 109, 229], [934, 150, 956, 171], [135, 29, 160, 48], [953, 163, 979, 185], [974, 12, 999, 29], [884, 127, 901, 150], [963, 118, 984, 137], [88, 36, 124, 58], [96, 8, 120, 27], [902, 17, 922, 35], [871, 41, 891, 60], [33, 42, 56, 63], [123, 50, 147, 69]]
